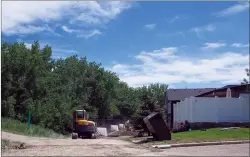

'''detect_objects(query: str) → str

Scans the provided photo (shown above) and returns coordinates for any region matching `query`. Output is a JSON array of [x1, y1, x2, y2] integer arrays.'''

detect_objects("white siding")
[[173, 96, 250, 129]]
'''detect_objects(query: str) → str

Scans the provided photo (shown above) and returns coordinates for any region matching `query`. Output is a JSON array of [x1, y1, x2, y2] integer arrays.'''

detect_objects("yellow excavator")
[[72, 109, 97, 139]]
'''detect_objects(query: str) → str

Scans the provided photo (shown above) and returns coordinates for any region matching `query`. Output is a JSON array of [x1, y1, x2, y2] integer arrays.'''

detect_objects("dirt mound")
[[1, 139, 28, 150]]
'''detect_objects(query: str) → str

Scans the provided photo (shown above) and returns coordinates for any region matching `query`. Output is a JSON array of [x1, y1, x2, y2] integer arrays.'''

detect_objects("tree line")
[[1, 41, 168, 134]]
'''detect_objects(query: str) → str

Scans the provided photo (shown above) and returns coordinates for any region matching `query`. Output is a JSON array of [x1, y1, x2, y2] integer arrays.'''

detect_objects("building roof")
[[167, 88, 216, 101], [195, 84, 250, 97], [221, 84, 239, 89]]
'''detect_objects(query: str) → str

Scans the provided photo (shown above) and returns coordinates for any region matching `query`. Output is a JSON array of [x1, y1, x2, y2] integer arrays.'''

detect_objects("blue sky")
[[2, 1, 249, 88]]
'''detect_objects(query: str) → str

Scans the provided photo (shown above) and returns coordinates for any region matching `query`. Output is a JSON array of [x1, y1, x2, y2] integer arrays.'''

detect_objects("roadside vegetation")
[[2, 118, 65, 138]]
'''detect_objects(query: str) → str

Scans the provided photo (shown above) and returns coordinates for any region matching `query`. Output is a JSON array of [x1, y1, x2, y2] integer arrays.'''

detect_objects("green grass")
[[1, 118, 66, 138], [122, 128, 250, 144]]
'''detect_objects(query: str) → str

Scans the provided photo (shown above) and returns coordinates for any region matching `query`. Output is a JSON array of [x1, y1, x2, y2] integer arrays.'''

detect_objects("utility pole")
[[28, 110, 31, 129]]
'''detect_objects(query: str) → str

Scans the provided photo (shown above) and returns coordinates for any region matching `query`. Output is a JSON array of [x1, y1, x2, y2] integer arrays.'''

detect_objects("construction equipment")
[[72, 109, 97, 139]]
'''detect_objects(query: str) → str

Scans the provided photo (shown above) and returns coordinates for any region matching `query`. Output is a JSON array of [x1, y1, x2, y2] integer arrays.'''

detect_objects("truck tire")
[[88, 133, 93, 139], [72, 133, 78, 139]]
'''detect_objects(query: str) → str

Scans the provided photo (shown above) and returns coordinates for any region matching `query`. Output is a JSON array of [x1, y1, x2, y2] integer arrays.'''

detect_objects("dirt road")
[[1, 131, 162, 156], [2, 131, 249, 156]]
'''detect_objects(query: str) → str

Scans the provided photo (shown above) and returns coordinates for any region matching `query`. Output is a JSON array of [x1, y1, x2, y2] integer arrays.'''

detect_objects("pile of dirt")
[[1, 139, 27, 150], [106, 130, 138, 137]]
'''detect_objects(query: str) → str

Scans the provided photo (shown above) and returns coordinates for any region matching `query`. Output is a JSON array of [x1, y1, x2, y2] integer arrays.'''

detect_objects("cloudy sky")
[[2, 1, 249, 88]]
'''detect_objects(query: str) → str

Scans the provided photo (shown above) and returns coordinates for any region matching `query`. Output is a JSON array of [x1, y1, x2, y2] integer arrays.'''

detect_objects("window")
[[77, 111, 84, 119]]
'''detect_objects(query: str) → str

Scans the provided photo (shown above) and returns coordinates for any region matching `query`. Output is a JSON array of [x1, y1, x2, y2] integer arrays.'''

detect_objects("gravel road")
[[1, 131, 162, 156], [2, 131, 249, 156]]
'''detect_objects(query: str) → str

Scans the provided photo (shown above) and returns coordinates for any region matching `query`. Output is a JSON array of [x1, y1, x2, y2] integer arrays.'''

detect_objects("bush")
[[1, 118, 65, 138]]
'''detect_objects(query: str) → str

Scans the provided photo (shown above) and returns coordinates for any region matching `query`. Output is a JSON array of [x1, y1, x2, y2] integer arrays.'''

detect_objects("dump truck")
[[72, 109, 97, 139]]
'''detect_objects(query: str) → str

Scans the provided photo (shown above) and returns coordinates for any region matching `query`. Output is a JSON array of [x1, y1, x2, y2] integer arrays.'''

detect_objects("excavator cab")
[[72, 110, 96, 139]]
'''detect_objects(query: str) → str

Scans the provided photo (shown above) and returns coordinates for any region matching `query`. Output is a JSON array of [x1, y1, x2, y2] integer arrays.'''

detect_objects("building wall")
[[166, 100, 179, 128], [173, 96, 250, 130], [231, 86, 249, 97]]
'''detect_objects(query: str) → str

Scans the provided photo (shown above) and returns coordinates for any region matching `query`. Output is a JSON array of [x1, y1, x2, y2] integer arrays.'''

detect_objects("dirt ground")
[[1, 131, 163, 156], [1, 131, 250, 156]]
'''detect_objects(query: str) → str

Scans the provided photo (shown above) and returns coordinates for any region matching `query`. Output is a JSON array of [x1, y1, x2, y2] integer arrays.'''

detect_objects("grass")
[[1, 118, 66, 138], [121, 128, 250, 144]]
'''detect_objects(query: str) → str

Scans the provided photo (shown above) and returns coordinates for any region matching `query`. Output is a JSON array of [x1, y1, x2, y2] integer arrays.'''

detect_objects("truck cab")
[[72, 110, 96, 139]]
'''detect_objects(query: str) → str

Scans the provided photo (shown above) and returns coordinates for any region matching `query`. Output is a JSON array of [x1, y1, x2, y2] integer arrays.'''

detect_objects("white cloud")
[[190, 24, 216, 38], [85, 29, 102, 39], [109, 47, 249, 87], [24, 42, 47, 49], [202, 42, 226, 49], [61, 26, 78, 33], [24, 43, 32, 49], [191, 24, 216, 33], [136, 47, 178, 61], [71, 1, 132, 25], [52, 48, 78, 59], [2, 1, 132, 36], [53, 48, 78, 54], [76, 29, 102, 39], [2, 1, 70, 35], [3, 25, 54, 36], [168, 16, 180, 23], [215, 2, 249, 17], [144, 24, 156, 30], [231, 43, 249, 48]]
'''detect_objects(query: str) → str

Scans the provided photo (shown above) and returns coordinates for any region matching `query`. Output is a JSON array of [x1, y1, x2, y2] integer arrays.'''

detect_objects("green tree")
[[1, 41, 168, 134], [242, 68, 249, 85], [130, 84, 168, 132]]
